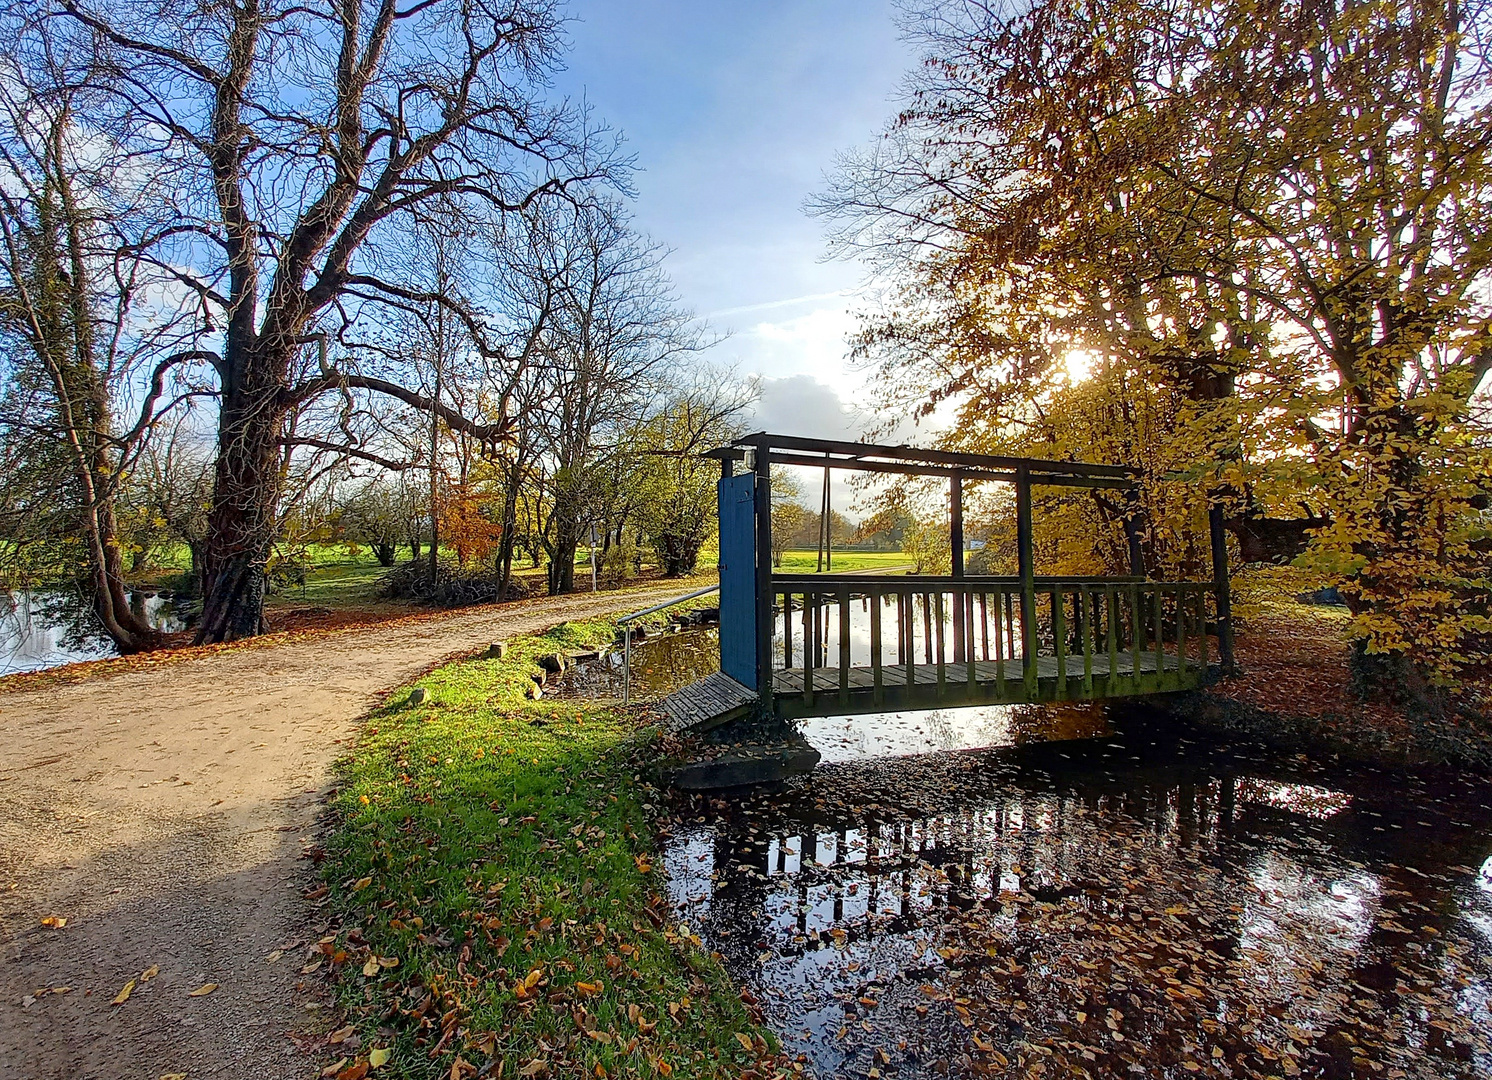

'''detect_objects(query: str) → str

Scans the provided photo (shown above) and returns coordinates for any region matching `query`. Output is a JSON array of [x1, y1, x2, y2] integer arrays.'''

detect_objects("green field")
[[320, 617, 773, 1078], [773, 548, 913, 574]]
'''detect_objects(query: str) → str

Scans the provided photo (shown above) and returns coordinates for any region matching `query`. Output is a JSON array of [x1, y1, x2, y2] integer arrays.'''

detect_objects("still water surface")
[[613, 631, 1492, 1078], [0, 589, 188, 675]]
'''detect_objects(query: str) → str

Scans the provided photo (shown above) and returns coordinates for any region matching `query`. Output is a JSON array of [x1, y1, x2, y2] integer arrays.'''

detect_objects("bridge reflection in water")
[[660, 722, 1492, 1078]]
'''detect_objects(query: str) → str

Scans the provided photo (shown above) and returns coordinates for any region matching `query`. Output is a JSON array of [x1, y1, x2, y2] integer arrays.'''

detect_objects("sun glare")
[[1062, 348, 1097, 382]]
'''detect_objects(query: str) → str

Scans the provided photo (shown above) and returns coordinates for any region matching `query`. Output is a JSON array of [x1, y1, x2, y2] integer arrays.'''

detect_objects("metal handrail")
[[618, 584, 719, 705]]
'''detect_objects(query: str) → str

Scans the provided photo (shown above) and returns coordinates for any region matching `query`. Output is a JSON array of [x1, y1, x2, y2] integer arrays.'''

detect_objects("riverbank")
[[317, 618, 775, 1080], [1157, 601, 1492, 767]]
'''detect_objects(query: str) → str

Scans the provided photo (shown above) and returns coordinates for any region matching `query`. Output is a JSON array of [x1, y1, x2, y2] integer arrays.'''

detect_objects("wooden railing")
[[769, 573, 1218, 707]]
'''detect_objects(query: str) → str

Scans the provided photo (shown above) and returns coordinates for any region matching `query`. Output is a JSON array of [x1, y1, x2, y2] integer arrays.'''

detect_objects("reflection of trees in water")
[[668, 746, 1492, 1077], [0, 587, 187, 673], [1, 588, 106, 664]]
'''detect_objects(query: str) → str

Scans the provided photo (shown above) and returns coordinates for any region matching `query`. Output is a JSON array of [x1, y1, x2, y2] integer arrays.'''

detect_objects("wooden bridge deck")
[[770, 651, 1203, 718]]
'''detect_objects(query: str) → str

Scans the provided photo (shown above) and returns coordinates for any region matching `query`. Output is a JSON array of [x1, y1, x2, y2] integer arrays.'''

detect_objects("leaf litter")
[[658, 718, 1492, 1078]]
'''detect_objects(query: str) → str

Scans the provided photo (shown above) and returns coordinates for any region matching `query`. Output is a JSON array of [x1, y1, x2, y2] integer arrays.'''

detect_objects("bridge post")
[[753, 439, 774, 702], [1016, 464, 1037, 694], [950, 472, 965, 664]]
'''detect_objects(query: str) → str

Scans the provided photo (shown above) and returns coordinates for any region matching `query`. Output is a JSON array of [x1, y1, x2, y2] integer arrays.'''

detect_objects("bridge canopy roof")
[[705, 432, 1135, 490]]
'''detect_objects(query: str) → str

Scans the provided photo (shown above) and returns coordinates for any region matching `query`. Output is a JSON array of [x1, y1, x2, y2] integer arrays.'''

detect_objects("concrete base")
[[665, 736, 821, 791]]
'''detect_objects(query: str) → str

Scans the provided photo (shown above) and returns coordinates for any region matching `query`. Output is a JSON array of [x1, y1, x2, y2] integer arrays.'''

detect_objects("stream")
[[0, 589, 190, 675], [600, 628, 1492, 1078]]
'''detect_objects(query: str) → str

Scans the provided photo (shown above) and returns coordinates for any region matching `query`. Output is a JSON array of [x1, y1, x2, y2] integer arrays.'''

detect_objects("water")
[[659, 724, 1492, 1078], [550, 625, 722, 699], [552, 624, 1492, 1076], [0, 589, 190, 675]]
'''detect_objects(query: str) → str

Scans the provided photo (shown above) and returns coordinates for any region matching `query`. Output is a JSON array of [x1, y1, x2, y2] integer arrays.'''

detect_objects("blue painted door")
[[717, 473, 757, 686]]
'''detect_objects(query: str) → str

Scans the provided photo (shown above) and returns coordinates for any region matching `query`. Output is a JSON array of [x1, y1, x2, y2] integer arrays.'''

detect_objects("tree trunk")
[[373, 542, 396, 567], [195, 374, 286, 643], [547, 524, 581, 595]]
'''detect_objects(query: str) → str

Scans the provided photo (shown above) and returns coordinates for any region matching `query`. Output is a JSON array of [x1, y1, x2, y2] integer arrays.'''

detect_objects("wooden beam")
[[761, 451, 1133, 489], [735, 432, 1134, 479]]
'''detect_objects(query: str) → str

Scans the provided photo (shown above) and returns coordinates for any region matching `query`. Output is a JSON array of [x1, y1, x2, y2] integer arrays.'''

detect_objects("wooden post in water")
[[1209, 502, 1235, 673], [1016, 464, 1037, 695]]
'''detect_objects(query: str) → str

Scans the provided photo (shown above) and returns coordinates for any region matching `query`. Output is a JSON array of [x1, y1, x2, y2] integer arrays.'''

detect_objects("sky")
[[549, 0, 919, 454]]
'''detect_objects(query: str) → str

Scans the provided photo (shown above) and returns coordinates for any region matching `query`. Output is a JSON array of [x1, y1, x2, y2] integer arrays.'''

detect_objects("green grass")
[[320, 617, 773, 1079], [773, 548, 912, 574]]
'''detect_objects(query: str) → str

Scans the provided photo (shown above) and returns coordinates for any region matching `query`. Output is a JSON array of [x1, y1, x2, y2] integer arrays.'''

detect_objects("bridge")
[[664, 433, 1233, 731]]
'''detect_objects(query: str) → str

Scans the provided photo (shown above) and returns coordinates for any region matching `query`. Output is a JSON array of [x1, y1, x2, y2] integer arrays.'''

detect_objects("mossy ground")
[[320, 617, 780, 1080]]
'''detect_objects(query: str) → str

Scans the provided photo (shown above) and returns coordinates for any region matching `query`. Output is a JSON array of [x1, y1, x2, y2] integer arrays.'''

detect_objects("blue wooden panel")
[[717, 473, 757, 685]]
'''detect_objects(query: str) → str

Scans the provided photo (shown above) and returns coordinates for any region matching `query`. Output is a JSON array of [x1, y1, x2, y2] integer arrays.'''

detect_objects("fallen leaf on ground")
[[328, 1025, 355, 1044], [40, 916, 66, 928], [188, 983, 217, 997], [140, 964, 159, 982], [320, 1058, 348, 1077], [735, 1032, 754, 1052], [265, 950, 281, 963], [159, 1073, 188, 1080], [111, 979, 136, 1006], [362, 958, 380, 977], [368, 1047, 391, 1069]]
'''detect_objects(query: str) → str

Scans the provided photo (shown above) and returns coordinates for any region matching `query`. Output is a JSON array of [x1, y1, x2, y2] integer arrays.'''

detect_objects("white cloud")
[[746, 373, 868, 442]]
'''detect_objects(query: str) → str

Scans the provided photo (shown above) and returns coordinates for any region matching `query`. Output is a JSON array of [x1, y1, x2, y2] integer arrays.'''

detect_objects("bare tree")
[[529, 199, 708, 594], [47, 0, 624, 640], [0, 24, 209, 650]]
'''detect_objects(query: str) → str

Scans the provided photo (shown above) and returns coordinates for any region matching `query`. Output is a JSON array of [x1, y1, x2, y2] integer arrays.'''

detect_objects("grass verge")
[[319, 616, 777, 1080]]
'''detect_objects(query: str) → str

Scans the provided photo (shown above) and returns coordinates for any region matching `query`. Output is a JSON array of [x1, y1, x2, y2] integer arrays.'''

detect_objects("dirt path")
[[0, 587, 686, 1080]]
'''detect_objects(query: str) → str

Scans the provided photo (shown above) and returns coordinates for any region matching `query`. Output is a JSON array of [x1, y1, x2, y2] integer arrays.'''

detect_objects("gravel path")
[[0, 587, 683, 1080]]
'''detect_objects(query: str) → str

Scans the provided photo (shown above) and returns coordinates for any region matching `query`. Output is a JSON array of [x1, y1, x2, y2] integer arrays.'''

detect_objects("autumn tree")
[[821, 0, 1492, 697]]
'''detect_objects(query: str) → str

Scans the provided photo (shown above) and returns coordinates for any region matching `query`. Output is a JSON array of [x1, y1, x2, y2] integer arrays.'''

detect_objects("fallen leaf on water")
[[368, 1047, 391, 1069], [188, 983, 217, 997], [40, 916, 66, 928], [111, 979, 136, 1006]]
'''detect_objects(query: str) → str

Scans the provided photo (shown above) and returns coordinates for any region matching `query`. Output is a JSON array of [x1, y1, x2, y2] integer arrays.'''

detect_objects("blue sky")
[[550, 0, 917, 441]]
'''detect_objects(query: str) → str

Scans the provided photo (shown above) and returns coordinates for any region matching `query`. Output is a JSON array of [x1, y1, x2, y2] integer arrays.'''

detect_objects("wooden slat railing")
[[768, 573, 1217, 706]]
